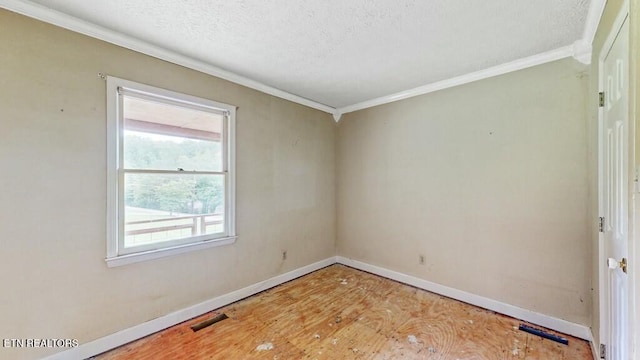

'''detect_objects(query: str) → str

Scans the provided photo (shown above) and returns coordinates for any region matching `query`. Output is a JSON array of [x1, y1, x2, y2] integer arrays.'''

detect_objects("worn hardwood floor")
[[96, 264, 593, 359]]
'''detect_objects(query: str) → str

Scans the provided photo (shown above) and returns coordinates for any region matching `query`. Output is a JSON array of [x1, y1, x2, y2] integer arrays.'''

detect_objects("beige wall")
[[0, 10, 336, 360], [337, 58, 591, 325]]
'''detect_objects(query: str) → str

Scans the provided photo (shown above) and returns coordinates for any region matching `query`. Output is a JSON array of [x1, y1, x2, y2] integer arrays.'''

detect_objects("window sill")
[[105, 236, 237, 268]]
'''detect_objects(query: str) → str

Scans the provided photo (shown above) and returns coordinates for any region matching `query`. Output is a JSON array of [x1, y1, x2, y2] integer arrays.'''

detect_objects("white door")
[[602, 16, 629, 360]]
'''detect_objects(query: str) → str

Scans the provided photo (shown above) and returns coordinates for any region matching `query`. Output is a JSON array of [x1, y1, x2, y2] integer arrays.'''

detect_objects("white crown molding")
[[1, 0, 605, 121], [337, 45, 575, 115], [0, 0, 336, 115], [41, 257, 337, 360], [572, 40, 593, 65], [335, 0, 605, 117], [583, 0, 607, 46], [336, 256, 593, 341]]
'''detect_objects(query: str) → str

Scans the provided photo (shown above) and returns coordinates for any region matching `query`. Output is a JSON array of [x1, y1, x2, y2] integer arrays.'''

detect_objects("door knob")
[[607, 257, 628, 274]]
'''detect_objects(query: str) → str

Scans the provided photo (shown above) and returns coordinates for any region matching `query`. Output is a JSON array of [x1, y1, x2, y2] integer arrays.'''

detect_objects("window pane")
[[123, 96, 223, 172], [124, 173, 225, 248]]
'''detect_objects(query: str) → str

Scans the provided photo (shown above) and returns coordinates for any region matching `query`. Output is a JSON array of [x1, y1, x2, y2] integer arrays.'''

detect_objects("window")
[[106, 77, 236, 267]]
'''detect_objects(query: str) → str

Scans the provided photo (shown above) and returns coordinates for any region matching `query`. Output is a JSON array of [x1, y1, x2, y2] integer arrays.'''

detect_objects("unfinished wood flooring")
[[96, 265, 592, 359]]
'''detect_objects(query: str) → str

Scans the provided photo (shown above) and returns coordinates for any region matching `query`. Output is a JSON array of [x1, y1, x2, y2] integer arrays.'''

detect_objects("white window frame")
[[105, 76, 236, 267]]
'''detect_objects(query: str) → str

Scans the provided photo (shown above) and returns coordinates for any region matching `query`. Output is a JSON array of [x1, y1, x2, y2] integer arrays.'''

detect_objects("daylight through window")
[[106, 77, 236, 266]]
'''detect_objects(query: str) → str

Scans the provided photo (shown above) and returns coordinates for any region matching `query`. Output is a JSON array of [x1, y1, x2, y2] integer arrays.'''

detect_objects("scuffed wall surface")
[[0, 9, 335, 360], [337, 58, 590, 326]]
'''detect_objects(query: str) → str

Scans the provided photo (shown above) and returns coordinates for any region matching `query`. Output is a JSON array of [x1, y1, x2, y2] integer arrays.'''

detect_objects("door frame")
[[597, 1, 632, 358]]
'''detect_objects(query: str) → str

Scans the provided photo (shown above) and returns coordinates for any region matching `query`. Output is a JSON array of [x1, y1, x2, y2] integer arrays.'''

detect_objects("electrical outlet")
[[419, 255, 425, 265], [282, 251, 287, 260]]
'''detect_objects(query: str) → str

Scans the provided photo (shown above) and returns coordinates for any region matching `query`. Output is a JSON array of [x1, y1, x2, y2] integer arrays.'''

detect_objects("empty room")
[[1, 0, 638, 359]]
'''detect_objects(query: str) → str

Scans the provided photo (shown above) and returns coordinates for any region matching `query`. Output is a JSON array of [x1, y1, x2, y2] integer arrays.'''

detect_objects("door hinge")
[[600, 343, 606, 359], [599, 92, 605, 107], [599, 217, 605, 233]]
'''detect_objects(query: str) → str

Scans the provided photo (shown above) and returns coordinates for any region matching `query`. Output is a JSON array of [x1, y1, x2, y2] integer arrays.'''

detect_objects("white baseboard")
[[44, 255, 594, 359], [42, 257, 336, 360], [335, 256, 593, 341]]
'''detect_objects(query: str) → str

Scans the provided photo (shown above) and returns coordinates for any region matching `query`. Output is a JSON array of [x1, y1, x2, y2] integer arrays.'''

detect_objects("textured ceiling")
[[27, 0, 591, 108]]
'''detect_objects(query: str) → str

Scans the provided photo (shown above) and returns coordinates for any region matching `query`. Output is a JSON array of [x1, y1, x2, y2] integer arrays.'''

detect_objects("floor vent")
[[518, 324, 568, 345], [191, 313, 229, 332]]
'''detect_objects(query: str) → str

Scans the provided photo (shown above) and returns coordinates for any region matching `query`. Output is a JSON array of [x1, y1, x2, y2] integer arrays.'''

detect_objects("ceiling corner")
[[572, 40, 592, 65]]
